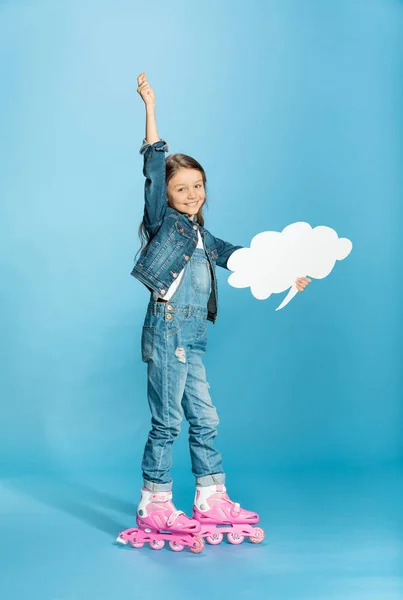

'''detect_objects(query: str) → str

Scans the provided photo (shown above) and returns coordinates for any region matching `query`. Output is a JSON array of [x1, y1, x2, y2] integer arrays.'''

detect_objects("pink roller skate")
[[116, 488, 205, 553], [192, 484, 265, 546]]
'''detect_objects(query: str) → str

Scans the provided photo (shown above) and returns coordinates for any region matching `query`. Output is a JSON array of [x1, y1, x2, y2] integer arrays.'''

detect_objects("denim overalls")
[[140, 245, 226, 492]]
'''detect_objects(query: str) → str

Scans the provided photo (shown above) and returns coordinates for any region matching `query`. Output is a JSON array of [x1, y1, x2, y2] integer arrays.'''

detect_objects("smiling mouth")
[[186, 200, 198, 206]]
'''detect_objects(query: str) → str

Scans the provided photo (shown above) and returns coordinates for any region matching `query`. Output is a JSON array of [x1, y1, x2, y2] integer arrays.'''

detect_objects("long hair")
[[135, 153, 208, 259]]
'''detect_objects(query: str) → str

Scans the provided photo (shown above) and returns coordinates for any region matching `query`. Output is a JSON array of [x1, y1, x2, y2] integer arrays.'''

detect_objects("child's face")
[[167, 168, 205, 218]]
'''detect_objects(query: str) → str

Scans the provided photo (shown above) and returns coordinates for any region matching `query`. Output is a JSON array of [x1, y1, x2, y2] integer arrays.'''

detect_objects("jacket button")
[[160, 289, 166, 295], [167, 304, 173, 310], [166, 313, 173, 320], [184, 255, 190, 261], [193, 225, 197, 230], [179, 227, 184, 233], [172, 272, 178, 278]]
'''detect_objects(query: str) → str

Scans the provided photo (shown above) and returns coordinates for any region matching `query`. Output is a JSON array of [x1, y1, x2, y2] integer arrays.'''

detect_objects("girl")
[[119, 72, 311, 552]]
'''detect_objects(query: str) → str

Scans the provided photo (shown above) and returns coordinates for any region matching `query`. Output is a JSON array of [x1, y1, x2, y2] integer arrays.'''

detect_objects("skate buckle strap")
[[231, 502, 241, 517], [167, 510, 184, 527], [151, 492, 171, 502]]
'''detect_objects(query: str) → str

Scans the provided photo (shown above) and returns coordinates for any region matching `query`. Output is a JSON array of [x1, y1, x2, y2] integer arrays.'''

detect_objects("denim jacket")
[[130, 138, 243, 324]]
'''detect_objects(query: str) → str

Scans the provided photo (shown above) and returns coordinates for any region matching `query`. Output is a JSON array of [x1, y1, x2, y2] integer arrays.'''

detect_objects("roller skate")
[[116, 487, 205, 553], [192, 484, 265, 546]]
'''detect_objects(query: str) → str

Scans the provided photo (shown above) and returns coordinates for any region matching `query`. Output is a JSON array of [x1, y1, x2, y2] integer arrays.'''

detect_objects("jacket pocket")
[[175, 220, 191, 238], [141, 326, 155, 362]]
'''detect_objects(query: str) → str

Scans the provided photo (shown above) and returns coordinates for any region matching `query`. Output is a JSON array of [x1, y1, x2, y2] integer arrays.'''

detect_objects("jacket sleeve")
[[211, 234, 244, 270], [139, 137, 170, 231]]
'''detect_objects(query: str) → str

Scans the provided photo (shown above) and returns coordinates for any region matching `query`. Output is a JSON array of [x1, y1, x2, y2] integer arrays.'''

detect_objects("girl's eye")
[[177, 184, 202, 192]]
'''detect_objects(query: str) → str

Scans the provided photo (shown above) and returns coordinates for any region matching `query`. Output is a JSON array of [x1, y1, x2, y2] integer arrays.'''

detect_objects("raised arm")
[[137, 72, 169, 232]]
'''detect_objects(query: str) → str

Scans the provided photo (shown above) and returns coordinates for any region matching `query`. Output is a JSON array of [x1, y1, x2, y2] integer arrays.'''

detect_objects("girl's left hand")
[[295, 277, 312, 292]]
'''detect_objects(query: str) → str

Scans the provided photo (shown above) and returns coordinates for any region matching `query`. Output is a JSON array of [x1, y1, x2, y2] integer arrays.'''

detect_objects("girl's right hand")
[[137, 72, 156, 106]]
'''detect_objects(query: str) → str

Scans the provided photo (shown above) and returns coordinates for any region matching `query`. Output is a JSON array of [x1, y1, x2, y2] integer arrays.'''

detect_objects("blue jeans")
[[140, 247, 226, 492]]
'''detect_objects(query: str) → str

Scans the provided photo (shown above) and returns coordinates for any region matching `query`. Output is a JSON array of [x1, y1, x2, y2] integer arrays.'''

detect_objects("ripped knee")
[[175, 347, 186, 364]]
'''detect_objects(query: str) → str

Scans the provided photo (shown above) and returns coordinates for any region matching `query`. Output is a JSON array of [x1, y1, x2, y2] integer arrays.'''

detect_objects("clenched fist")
[[137, 72, 156, 106]]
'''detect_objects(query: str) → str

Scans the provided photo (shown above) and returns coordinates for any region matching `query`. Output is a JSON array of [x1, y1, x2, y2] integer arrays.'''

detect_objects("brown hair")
[[135, 153, 208, 258]]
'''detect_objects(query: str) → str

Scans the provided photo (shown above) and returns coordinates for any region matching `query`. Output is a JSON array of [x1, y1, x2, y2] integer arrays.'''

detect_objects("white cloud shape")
[[227, 222, 352, 310]]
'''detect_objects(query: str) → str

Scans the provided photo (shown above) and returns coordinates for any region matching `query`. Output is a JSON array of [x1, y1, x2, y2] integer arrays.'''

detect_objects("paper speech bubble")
[[227, 222, 352, 310]]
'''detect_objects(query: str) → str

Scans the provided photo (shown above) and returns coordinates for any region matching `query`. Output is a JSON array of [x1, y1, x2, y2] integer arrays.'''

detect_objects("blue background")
[[1, 0, 402, 598]]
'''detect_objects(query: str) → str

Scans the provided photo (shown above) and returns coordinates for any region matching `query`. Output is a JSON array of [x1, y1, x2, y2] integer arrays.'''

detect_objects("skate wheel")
[[169, 540, 184, 552], [130, 538, 144, 549], [189, 535, 205, 553], [227, 532, 244, 545], [150, 539, 165, 550], [249, 526, 265, 544], [206, 533, 223, 545]]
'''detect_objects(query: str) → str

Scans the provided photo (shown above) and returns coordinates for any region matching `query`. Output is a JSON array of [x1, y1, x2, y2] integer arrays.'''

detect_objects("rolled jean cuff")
[[196, 473, 226, 487], [139, 138, 170, 155], [143, 478, 172, 492]]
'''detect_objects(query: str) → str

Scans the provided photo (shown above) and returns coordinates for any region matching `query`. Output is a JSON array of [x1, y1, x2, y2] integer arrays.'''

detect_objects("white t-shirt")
[[152, 228, 204, 301]]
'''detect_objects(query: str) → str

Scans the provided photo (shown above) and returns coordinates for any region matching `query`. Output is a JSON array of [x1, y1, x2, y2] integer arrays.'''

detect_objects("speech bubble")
[[227, 222, 352, 310]]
